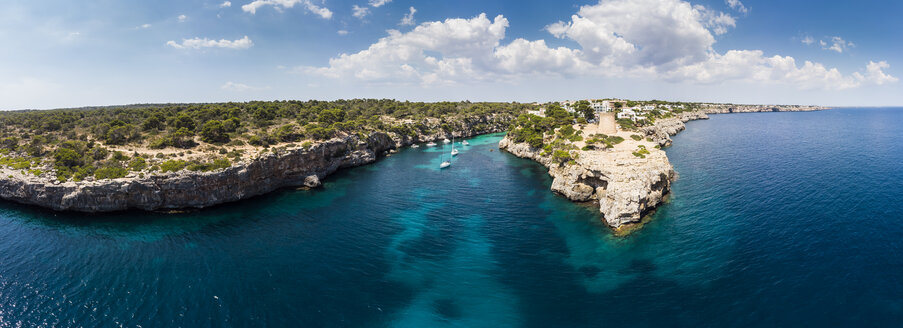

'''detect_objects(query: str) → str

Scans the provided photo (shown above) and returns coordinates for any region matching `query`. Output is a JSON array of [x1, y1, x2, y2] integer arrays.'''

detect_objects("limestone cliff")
[[499, 111, 712, 231], [641, 111, 710, 147], [0, 114, 513, 212]]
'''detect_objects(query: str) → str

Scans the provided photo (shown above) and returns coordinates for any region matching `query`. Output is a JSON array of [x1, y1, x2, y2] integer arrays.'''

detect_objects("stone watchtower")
[[598, 112, 617, 134]]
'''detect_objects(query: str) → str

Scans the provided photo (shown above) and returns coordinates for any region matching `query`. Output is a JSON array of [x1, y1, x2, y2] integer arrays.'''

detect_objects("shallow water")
[[1, 108, 902, 327]]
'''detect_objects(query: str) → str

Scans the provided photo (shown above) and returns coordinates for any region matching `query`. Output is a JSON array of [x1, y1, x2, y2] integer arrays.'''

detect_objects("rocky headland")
[[499, 105, 824, 234], [0, 114, 513, 212]]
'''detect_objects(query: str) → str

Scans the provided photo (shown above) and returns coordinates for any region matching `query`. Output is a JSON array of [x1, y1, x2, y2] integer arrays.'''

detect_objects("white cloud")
[[178, 14, 188, 22], [726, 0, 747, 14], [136, 23, 152, 29], [167, 36, 253, 49], [220, 1, 232, 8], [242, 0, 333, 19], [865, 61, 899, 85], [337, 30, 349, 35], [545, 0, 731, 69], [221, 81, 267, 91], [303, 0, 896, 91], [352, 5, 370, 19], [400, 6, 416, 26], [368, 0, 391, 8], [303, 14, 510, 84], [801, 36, 814, 45], [825, 36, 854, 53]]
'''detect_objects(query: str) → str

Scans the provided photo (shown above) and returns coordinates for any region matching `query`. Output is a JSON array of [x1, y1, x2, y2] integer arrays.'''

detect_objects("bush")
[[111, 151, 129, 161], [53, 148, 83, 167], [630, 134, 643, 141], [186, 158, 231, 172], [159, 160, 189, 173], [248, 135, 265, 146], [127, 157, 147, 171], [200, 120, 230, 144], [552, 150, 571, 165], [94, 166, 128, 180]]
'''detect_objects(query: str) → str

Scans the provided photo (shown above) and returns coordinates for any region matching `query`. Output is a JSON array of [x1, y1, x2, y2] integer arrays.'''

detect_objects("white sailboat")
[[443, 138, 451, 144], [462, 140, 469, 146], [426, 141, 437, 146], [440, 149, 451, 169], [450, 136, 458, 156]]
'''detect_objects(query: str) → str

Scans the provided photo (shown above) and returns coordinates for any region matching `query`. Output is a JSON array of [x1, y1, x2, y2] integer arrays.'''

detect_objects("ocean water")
[[1, 107, 902, 327]]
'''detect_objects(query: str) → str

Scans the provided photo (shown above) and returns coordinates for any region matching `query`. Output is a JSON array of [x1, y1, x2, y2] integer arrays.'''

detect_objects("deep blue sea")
[[1, 108, 902, 327]]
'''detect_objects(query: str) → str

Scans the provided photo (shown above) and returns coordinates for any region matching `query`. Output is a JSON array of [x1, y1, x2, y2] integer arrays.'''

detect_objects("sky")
[[0, 0, 900, 110]]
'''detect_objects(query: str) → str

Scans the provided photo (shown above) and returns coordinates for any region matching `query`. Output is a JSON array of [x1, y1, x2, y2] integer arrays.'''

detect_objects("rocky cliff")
[[499, 111, 712, 232], [0, 114, 513, 212], [641, 111, 710, 147]]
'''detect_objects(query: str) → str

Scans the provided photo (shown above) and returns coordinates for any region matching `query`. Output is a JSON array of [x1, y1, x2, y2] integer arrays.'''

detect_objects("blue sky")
[[0, 0, 900, 109]]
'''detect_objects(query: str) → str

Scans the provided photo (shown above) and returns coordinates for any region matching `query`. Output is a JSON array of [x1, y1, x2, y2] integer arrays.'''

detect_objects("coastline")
[[499, 105, 825, 233], [0, 114, 514, 212]]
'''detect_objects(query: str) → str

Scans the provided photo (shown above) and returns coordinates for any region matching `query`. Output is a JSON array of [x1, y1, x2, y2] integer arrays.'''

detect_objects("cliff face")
[[641, 111, 709, 147], [0, 115, 513, 212], [500, 137, 675, 230]]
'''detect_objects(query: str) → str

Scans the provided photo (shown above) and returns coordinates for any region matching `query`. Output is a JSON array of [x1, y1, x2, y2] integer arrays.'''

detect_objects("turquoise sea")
[[1, 108, 902, 327]]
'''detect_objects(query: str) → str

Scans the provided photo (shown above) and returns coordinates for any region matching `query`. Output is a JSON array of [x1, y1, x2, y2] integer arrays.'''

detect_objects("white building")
[[643, 105, 656, 111], [617, 112, 635, 120], [592, 100, 613, 112]]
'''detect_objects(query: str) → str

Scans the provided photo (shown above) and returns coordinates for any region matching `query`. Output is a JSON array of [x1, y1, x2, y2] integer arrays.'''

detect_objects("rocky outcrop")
[[499, 111, 716, 231], [641, 111, 709, 147], [0, 114, 514, 212], [500, 136, 675, 230]]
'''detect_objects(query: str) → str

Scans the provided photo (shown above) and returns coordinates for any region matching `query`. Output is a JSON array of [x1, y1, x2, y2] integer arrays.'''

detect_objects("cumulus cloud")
[[303, 14, 510, 84], [865, 61, 899, 85], [220, 1, 232, 8], [337, 30, 349, 35], [400, 6, 416, 26], [178, 14, 188, 22], [167, 36, 253, 49], [352, 5, 370, 19], [545, 0, 728, 70], [242, 0, 333, 19], [368, 0, 391, 8], [726, 0, 747, 14], [138, 23, 152, 29], [303, 0, 895, 90]]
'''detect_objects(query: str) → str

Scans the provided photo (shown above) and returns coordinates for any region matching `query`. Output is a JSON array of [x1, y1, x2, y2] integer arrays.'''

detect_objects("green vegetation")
[[0, 99, 531, 182], [632, 145, 651, 158], [630, 134, 643, 141], [507, 104, 586, 166], [583, 134, 624, 150]]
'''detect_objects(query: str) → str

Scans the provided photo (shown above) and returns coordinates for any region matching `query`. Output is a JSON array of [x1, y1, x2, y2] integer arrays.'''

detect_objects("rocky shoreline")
[[499, 106, 824, 233], [0, 115, 513, 212]]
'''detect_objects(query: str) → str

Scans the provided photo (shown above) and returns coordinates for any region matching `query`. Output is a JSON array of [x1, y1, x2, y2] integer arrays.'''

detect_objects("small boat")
[[426, 142, 437, 146], [451, 136, 458, 156], [443, 138, 451, 144], [440, 160, 451, 169], [462, 140, 470, 146], [411, 144, 420, 148]]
